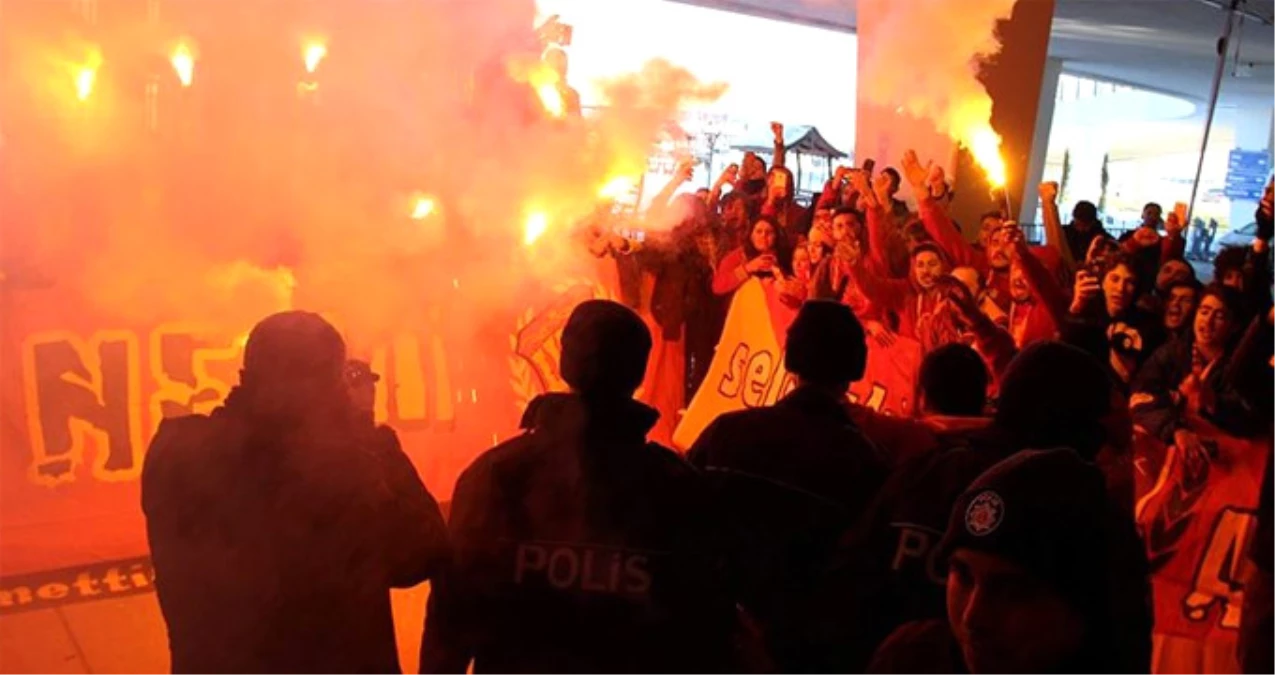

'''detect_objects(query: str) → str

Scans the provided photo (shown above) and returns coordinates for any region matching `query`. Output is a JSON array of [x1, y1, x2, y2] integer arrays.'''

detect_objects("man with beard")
[[901, 153, 1064, 315]]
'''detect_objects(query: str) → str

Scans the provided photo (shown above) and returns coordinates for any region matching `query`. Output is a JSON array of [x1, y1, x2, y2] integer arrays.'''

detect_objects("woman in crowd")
[[760, 165, 806, 233], [713, 215, 791, 293], [1064, 251, 1165, 387]]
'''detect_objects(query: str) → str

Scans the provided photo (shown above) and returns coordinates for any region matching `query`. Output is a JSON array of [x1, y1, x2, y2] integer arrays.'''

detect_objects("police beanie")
[[243, 311, 346, 382], [943, 448, 1153, 672], [940, 449, 1113, 621], [995, 341, 1111, 460], [559, 300, 652, 399], [784, 300, 867, 386]]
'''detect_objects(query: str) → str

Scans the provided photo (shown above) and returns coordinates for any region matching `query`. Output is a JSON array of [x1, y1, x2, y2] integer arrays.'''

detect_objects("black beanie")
[[559, 300, 652, 399], [243, 311, 346, 383], [995, 341, 1112, 460], [942, 448, 1153, 672], [784, 300, 867, 386], [941, 449, 1112, 619]]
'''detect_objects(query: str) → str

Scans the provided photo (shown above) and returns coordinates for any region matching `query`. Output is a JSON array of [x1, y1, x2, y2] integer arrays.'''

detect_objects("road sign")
[[1225, 149, 1270, 201]]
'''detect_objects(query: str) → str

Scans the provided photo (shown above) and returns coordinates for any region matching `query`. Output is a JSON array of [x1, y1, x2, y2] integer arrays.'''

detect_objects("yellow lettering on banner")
[[393, 334, 428, 422], [22, 331, 143, 485], [430, 333, 454, 427], [148, 324, 239, 431]]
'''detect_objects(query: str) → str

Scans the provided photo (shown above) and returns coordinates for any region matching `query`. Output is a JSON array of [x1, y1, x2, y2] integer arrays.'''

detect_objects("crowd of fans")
[[141, 122, 1273, 674]]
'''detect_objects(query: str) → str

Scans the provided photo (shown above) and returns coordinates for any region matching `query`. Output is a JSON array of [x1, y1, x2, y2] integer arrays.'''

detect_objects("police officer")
[[143, 311, 448, 674], [420, 300, 736, 673], [868, 449, 1151, 673], [686, 300, 888, 672], [830, 340, 1119, 670]]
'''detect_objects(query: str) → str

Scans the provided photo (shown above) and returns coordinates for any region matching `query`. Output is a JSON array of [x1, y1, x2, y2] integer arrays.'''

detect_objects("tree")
[[1098, 152, 1110, 214]]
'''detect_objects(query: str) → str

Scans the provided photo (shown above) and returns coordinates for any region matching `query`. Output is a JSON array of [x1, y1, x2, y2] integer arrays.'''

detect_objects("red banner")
[[1134, 418, 1270, 671]]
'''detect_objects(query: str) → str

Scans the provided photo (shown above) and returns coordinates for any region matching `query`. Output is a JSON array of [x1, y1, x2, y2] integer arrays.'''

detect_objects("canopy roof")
[[731, 124, 847, 159]]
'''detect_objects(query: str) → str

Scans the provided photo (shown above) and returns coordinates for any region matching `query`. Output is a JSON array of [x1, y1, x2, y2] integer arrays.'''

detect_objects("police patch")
[[965, 490, 1004, 536]]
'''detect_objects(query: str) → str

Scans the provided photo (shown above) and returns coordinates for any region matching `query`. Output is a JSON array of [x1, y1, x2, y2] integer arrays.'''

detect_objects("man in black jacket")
[[828, 341, 1118, 671], [687, 300, 888, 672], [868, 449, 1151, 674], [420, 300, 737, 673], [143, 311, 448, 674]]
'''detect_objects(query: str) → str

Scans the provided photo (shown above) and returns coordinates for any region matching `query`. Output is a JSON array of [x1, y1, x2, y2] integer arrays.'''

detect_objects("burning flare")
[[74, 48, 102, 101], [598, 175, 637, 200], [530, 65, 565, 118], [411, 195, 436, 220], [170, 42, 195, 87], [303, 41, 327, 74], [523, 211, 549, 246], [967, 126, 1006, 188]]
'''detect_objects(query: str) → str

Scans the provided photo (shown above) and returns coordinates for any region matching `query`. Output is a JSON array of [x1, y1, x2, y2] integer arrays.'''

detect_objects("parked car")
[[1216, 221, 1258, 249]]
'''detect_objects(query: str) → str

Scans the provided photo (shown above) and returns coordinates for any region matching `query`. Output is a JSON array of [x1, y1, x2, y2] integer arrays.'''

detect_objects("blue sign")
[[1225, 149, 1270, 200]]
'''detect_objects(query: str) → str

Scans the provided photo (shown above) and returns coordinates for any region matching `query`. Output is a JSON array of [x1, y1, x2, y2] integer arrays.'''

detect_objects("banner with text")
[[673, 279, 921, 449]]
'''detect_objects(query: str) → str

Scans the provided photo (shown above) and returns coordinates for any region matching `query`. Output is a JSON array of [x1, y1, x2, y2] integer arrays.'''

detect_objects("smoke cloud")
[[2, 0, 726, 349], [855, 0, 1016, 155]]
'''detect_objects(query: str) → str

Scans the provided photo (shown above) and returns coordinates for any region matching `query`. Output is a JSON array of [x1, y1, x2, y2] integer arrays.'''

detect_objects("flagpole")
[[1187, 0, 1241, 225]]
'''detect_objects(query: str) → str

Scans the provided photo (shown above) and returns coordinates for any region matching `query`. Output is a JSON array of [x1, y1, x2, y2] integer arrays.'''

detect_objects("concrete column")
[[1019, 57, 1063, 224], [1226, 106, 1274, 230], [855, 0, 1056, 237]]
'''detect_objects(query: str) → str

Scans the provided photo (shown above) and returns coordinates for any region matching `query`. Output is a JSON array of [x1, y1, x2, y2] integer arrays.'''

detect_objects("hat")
[[940, 449, 1111, 617], [994, 342, 1111, 459], [943, 448, 1154, 671], [559, 300, 652, 399], [784, 300, 866, 386], [243, 311, 346, 383]]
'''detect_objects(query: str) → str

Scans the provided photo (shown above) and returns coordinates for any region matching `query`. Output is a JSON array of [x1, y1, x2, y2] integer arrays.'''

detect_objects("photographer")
[[142, 311, 448, 674], [1063, 251, 1165, 388]]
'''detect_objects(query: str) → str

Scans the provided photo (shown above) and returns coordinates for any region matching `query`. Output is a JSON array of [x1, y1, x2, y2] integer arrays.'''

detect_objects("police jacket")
[[420, 393, 736, 674], [686, 385, 889, 672], [142, 387, 448, 674], [827, 420, 1011, 670]]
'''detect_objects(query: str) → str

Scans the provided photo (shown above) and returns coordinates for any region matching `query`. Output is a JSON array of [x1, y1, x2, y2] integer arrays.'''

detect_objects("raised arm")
[[848, 250, 911, 316], [771, 122, 786, 169], [901, 150, 982, 270], [709, 164, 739, 208], [646, 159, 693, 225], [1012, 231, 1070, 329], [1038, 181, 1076, 272]]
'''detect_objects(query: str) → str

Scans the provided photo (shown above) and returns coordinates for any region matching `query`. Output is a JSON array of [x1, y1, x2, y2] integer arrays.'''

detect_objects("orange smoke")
[[6, 0, 726, 341], [857, 0, 1015, 186]]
